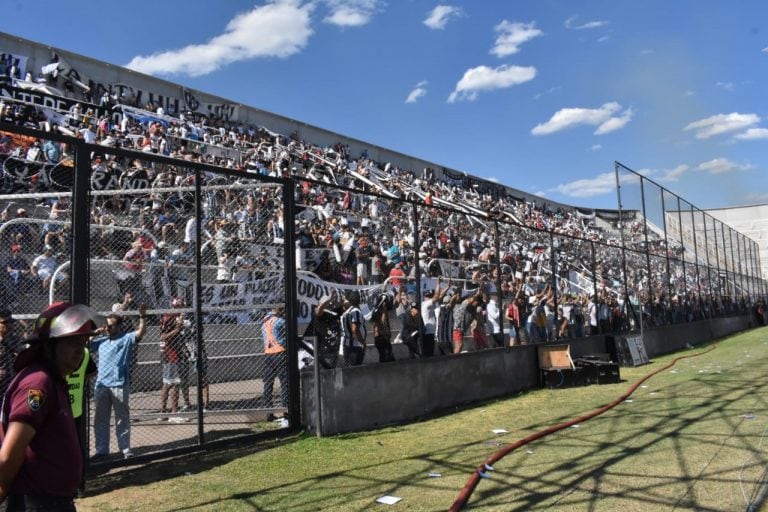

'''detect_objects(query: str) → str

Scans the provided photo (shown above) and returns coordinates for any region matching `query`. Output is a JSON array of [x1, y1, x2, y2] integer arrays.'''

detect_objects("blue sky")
[[3, 0, 768, 210]]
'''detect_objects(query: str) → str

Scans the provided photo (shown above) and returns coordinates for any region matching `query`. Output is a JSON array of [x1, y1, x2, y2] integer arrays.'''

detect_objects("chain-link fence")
[[0, 122, 295, 466], [0, 121, 765, 467]]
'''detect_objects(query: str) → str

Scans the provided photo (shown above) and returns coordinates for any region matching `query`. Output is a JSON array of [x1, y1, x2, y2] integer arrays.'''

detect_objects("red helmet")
[[14, 302, 101, 371]]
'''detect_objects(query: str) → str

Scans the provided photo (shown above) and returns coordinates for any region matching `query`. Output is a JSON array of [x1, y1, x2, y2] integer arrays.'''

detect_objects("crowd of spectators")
[[0, 70, 760, 346]]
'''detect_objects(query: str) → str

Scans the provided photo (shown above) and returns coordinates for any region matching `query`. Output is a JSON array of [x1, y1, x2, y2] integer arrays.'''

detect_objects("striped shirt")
[[341, 306, 366, 348]]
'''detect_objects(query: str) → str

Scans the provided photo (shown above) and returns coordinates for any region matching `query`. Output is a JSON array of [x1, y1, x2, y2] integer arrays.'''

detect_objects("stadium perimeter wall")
[[302, 315, 754, 435]]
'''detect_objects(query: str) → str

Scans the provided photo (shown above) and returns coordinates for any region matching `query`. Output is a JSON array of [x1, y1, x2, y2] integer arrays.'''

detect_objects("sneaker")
[[123, 450, 133, 459], [180, 404, 191, 412]]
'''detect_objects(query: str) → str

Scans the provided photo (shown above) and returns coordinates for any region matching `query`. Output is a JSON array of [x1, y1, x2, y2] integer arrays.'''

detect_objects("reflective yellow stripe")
[[67, 348, 89, 418]]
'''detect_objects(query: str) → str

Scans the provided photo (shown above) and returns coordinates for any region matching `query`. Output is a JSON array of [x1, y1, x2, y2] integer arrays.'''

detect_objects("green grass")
[[79, 327, 768, 511]]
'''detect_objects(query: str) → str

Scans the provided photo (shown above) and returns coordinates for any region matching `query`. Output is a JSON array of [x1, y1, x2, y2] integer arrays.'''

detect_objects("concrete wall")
[[301, 315, 753, 435]]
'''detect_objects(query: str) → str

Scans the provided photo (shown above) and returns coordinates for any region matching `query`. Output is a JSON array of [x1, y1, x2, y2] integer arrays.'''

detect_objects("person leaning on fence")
[[401, 300, 423, 359], [90, 304, 147, 460], [261, 307, 287, 408], [0, 302, 101, 511], [340, 291, 367, 366], [370, 292, 395, 363]]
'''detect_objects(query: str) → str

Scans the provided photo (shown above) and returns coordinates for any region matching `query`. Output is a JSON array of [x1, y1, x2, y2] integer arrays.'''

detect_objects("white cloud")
[[448, 64, 536, 103], [762, 47, 768, 53], [533, 85, 561, 100], [658, 164, 689, 182], [696, 158, 752, 174], [640, 49, 655, 55], [405, 81, 428, 103], [594, 107, 634, 134], [716, 81, 735, 91], [734, 128, 768, 140], [323, 0, 382, 27], [423, 5, 463, 30], [564, 15, 608, 30], [552, 171, 616, 198], [597, 35, 611, 43], [684, 112, 760, 139], [746, 192, 768, 203], [683, 90, 695, 97], [126, 1, 314, 76], [590, 144, 602, 151], [531, 102, 633, 136], [490, 21, 543, 58], [533, 190, 547, 197]]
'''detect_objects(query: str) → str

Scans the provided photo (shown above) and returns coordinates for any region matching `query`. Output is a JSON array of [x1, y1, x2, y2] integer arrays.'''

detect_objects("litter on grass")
[[491, 429, 508, 434], [624, 399, 634, 403], [484, 464, 495, 471], [526, 449, 534, 454], [376, 496, 402, 505], [428, 473, 442, 478], [570, 424, 580, 428], [741, 414, 756, 420]]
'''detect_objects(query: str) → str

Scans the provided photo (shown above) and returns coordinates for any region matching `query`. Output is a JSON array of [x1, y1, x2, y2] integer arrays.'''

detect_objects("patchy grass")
[[78, 327, 768, 511]]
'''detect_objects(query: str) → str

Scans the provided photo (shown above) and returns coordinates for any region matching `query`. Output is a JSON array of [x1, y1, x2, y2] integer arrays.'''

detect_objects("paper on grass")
[[491, 429, 508, 434], [376, 496, 402, 505], [428, 472, 442, 478]]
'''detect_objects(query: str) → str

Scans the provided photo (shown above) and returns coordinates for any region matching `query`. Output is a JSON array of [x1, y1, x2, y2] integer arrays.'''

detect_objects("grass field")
[[79, 327, 768, 511]]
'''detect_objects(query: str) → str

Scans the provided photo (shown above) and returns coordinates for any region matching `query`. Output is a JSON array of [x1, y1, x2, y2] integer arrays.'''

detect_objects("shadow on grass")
[[83, 354, 768, 511]]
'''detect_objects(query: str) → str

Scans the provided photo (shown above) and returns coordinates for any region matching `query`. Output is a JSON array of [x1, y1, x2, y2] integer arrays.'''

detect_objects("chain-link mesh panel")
[[87, 150, 199, 460], [592, 242, 628, 334], [198, 172, 288, 439], [642, 180, 668, 258], [0, 130, 72, 323], [551, 234, 596, 339]]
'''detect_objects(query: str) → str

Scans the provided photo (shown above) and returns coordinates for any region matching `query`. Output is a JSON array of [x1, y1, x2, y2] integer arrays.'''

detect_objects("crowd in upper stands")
[[0, 68, 758, 343]]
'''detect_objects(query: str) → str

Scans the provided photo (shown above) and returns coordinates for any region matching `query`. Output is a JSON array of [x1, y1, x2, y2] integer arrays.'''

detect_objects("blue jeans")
[[93, 385, 131, 456]]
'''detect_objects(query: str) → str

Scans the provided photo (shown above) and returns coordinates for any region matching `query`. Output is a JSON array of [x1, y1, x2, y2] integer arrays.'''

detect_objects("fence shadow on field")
[[81, 362, 768, 511]]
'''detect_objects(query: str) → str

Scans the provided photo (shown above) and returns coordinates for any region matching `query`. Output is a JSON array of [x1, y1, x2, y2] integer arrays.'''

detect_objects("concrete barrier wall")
[[302, 315, 753, 435]]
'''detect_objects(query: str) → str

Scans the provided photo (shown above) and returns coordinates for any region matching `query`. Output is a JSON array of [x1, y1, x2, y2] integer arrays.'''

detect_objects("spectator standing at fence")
[[505, 293, 521, 345], [340, 291, 367, 366], [90, 305, 146, 459], [436, 288, 457, 355], [313, 291, 343, 368], [486, 292, 503, 348], [0, 309, 19, 398], [370, 292, 394, 362], [159, 299, 192, 421], [401, 300, 423, 358], [0, 302, 99, 511], [261, 306, 287, 408], [451, 290, 480, 354], [420, 278, 446, 357], [587, 295, 599, 335]]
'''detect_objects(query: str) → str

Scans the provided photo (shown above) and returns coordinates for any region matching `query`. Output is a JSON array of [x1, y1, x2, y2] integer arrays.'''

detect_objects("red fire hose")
[[449, 345, 717, 511]]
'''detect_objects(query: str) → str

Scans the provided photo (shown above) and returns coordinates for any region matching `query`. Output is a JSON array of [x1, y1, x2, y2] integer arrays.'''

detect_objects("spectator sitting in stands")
[[30, 245, 65, 292], [5, 243, 30, 304]]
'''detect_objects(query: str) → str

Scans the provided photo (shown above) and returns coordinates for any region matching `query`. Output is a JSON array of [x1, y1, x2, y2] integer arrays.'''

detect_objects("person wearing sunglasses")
[[0, 302, 101, 511]]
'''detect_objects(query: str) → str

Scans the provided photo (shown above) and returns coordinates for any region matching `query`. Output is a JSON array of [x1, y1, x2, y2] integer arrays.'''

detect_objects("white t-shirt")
[[486, 299, 501, 334], [421, 298, 438, 335]]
